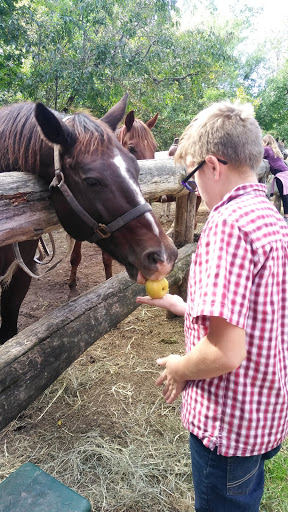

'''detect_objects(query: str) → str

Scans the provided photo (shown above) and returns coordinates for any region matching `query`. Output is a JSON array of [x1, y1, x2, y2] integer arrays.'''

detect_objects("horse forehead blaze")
[[109, 152, 160, 237], [113, 152, 144, 200]]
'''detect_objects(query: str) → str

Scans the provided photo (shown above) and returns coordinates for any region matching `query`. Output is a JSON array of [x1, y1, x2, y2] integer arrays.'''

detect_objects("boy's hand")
[[156, 355, 187, 404], [136, 293, 187, 316]]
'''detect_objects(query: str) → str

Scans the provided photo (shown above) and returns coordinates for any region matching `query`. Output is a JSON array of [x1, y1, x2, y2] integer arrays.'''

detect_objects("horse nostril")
[[143, 249, 164, 267]]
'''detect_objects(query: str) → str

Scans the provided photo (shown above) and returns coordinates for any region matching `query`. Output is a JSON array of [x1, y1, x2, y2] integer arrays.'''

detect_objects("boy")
[[136, 101, 288, 511]]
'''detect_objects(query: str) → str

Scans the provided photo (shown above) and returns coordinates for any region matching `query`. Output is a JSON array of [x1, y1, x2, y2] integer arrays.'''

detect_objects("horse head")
[[117, 110, 158, 160], [34, 97, 177, 282]]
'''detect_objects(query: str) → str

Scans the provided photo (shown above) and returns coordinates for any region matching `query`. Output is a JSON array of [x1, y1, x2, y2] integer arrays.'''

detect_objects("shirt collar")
[[212, 183, 267, 213]]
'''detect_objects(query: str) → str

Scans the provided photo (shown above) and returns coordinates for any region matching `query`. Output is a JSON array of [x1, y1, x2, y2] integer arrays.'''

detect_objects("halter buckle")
[[96, 224, 111, 238], [49, 170, 64, 190]]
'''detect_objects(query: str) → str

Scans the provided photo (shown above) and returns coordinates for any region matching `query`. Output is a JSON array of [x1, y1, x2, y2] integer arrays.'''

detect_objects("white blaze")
[[114, 153, 160, 236]]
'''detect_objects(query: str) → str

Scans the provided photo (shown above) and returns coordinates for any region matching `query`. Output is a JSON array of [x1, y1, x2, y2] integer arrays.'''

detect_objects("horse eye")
[[128, 145, 136, 155], [84, 177, 102, 187]]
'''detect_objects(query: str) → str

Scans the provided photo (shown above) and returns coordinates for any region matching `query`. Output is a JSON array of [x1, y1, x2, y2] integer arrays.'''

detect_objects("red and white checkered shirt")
[[182, 183, 288, 456]]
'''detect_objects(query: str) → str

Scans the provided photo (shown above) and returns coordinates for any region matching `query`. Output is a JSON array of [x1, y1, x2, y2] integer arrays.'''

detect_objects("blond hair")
[[262, 134, 283, 159], [175, 101, 263, 171]]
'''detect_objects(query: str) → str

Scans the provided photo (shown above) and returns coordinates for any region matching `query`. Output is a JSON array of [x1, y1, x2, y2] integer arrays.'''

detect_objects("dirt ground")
[[0, 202, 210, 512]]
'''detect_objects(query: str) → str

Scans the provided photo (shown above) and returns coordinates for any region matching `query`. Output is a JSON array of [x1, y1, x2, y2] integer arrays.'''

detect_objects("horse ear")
[[35, 103, 77, 148], [146, 112, 159, 131], [125, 110, 135, 132], [100, 92, 129, 132]]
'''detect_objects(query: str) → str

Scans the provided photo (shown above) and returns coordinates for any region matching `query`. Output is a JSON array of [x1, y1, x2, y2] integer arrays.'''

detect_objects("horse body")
[[0, 97, 177, 343], [68, 109, 159, 296]]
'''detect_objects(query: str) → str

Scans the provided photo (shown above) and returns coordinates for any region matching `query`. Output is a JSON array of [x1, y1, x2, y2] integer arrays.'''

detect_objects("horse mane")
[[117, 117, 157, 153], [63, 115, 115, 166], [0, 103, 115, 174], [0, 103, 45, 174]]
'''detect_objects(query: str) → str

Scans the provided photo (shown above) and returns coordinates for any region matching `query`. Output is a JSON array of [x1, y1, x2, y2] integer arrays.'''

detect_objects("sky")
[[178, 0, 288, 45], [217, 0, 288, 36], [176, 0, 288, 89], [177, 0, 288, 76], [214, 0, 288, 23]]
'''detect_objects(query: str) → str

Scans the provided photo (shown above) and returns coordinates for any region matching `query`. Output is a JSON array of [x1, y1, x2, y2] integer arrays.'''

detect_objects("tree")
[[0, 0, 278, 149], [0, 0, 31, 99], [18, 0, 179, 113], [256, 63, 288, 139]]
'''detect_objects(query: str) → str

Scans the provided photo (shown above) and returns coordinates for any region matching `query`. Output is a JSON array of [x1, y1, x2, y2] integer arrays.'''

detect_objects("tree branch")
[[150, 71, 202, 85]]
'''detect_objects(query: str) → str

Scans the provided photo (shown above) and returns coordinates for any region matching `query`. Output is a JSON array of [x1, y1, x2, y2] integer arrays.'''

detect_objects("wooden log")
[[173, 193, 197, 248], [139, 158, 186, 201], [0, 242, 196, 431], [0, 159, 187, 247], [0, 173, 59, 246], [165, 194, 197, 319]]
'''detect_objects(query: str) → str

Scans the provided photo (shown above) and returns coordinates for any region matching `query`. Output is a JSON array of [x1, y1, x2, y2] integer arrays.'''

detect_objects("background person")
[[263, 134, 288, 223], [137, 101, 288, 512]]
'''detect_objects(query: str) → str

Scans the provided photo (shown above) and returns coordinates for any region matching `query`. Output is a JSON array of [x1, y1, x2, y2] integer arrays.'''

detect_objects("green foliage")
[[0, 0, 283, 148], [0, 0, 31, 92], [256, 63, 288, 140]]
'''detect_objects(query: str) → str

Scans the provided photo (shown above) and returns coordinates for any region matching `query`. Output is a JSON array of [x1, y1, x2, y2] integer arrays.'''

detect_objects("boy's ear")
[[205, 155, 221, 179], [205, 155, 218, 167]]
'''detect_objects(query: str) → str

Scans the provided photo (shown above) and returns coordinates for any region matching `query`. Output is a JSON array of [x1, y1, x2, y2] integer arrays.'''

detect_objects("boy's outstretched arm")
[[136, 293, 187, 316]]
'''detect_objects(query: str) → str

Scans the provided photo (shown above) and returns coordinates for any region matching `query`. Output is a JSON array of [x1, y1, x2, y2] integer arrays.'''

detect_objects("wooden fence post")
[[165, 192, 197, 318], [173, 193, 197, 248]]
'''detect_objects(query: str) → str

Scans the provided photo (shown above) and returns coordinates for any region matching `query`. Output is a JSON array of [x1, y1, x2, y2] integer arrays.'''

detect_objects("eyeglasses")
[[181, 157, 228, 192]]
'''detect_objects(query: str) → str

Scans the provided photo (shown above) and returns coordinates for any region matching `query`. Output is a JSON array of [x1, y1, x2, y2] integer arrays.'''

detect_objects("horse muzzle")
[[125, 244, 178, 283]]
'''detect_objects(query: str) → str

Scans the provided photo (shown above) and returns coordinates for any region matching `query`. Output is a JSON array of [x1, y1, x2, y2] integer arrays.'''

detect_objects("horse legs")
[[101, 250, 113, 280], [0, 239, 39, 344], [160, 195, 175, 223], [68, 240, 82, 297], [162, 201, 173, 223], [68, 242, 112, 296]]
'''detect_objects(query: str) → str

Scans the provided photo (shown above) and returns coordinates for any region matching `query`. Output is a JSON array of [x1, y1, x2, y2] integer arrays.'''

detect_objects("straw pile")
[[0, 305, 194, 512]]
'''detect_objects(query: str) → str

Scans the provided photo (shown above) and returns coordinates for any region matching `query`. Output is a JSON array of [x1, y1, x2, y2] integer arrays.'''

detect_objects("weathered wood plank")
[[173, 193, 197, 248], [138, 158, 186, 200], [0, 173, 59, 246], [0, 242, 196, 431]]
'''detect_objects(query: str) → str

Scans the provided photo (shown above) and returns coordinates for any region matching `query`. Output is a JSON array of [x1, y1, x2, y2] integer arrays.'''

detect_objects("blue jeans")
[[189, 433, 281, 512]]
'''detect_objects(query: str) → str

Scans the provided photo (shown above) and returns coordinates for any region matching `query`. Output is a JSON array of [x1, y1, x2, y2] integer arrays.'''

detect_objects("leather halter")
[[49, 145, 152, 243]]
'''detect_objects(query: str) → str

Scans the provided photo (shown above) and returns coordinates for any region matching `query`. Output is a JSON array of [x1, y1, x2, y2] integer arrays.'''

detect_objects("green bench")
[[0, 462, 91, 512]]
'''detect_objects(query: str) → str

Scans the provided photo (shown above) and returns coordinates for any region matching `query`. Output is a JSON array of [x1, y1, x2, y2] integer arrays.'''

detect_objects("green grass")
[[260, 439, 288, 512]]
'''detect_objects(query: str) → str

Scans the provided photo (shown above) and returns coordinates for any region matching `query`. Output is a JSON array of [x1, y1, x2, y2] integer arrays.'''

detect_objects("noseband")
[[49, 145, 152, 243]]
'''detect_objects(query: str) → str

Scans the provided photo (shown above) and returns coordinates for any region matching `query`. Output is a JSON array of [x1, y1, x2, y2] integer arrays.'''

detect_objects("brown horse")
[[68, 109, 159, 296], [0, 96, 177, 343]]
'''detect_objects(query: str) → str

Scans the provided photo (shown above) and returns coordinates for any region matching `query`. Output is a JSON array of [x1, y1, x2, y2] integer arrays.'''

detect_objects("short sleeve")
[[188, 219, 253, 329]]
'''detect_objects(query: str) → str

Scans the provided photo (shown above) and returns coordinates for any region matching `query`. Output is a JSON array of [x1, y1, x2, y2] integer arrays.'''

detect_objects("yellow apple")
[[145, 278, 169, 299]]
